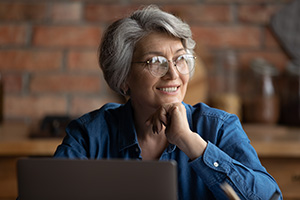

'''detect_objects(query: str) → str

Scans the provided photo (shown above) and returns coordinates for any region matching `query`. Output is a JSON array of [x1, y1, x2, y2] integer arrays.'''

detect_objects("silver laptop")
[[17, 158, 177, 200]]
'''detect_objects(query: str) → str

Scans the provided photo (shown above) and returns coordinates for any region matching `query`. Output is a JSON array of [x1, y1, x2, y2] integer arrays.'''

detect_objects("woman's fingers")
[[146, 103, 184, 134], [145, 111, 163, 134]]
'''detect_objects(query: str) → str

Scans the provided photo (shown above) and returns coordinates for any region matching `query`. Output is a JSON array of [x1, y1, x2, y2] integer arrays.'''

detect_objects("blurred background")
[[0, 0, 294, 124], [1, 0, 300, 200]]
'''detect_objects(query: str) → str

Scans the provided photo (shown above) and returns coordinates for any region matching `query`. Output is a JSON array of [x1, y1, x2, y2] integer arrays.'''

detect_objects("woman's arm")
[[146, 103, 282, 200]]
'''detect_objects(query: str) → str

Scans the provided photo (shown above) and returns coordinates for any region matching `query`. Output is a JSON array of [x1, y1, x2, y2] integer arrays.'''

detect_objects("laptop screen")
[[17, 158, 177, 200]]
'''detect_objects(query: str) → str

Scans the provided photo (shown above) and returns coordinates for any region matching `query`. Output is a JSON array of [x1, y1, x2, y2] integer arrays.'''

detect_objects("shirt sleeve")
[[189, 115, 283, 200], [53, 119, 89, 159]]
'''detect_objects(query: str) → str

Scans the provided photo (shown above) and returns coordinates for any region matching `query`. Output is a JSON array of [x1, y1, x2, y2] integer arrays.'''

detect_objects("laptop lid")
[[17, 158, 177, 200]]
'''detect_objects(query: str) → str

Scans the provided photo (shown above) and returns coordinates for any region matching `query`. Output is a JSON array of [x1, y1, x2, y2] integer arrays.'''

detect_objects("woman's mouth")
[[157, 86, 179, 93]]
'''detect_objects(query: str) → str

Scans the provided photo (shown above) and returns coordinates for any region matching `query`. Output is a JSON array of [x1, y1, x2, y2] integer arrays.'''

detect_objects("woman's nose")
[[163, 61, 179, 79]]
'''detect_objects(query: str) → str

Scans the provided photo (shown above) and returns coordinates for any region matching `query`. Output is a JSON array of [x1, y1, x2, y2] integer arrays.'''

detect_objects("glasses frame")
[[132, 54, 196, 78]]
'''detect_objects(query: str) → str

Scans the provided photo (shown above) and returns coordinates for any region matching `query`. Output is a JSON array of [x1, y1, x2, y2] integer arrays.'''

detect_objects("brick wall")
[[0, 0, 292, 123]]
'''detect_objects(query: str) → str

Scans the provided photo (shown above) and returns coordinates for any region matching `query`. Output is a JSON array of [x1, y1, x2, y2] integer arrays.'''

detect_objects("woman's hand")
[[146, 103, 207, 160], [145, 103, 188, 144]]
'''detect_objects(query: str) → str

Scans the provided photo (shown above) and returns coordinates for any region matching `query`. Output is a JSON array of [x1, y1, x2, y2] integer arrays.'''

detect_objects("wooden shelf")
[[1, 122, 299, 158], [243, 124, 300, 158], [0, 122, 62, 156], [243, 124, 300, 200], [0, 122, 63, 200]]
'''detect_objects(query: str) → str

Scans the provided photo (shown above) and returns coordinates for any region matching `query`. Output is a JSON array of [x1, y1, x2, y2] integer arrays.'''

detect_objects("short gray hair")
[[98, 5, 196, 96]]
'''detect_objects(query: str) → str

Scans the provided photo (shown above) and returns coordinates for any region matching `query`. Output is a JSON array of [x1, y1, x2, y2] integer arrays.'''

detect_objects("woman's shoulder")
[[75, 102, 125, 127]]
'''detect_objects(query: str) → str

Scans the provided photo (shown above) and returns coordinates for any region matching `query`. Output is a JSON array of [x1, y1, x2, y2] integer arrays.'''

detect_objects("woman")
[[54, 5, 282, 200]]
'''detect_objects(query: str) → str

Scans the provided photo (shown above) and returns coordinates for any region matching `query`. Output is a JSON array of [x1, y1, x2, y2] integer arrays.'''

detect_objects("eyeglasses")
[[132, 54, 196, 77]]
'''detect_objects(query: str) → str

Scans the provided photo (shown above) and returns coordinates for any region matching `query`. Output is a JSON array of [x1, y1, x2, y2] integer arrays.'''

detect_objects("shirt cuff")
[[189, 141, 233, 187]]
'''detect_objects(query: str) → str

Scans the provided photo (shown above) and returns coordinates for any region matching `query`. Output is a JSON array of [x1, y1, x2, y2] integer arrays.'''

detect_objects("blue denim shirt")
[[54, 100, 282, 200]]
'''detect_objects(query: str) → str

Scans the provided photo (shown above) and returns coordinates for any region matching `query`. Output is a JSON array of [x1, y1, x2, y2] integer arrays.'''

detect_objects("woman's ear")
[[121, 82, 130, 96]]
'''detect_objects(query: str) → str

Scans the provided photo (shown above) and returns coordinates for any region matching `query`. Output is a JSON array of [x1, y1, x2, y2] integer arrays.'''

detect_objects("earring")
[[121, 88, 130, 96]]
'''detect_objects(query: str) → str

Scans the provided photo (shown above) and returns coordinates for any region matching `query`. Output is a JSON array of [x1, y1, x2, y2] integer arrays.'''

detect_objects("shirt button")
[[135, 148, 139, 152], [214, 161, 219, 167]]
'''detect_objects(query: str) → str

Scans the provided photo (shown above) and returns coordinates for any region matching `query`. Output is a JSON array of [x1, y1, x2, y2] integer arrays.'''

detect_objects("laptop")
[[17, 158, 177, 200]]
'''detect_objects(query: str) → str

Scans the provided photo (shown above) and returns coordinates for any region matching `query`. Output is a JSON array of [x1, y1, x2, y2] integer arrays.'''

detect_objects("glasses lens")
[[148, 56, 168, 77], [146, 55, 195, 77], [176, 55, 195, 74]]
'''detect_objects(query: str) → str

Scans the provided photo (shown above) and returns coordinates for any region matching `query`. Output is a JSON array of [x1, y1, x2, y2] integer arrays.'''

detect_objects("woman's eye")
[[150, 56, 166, 64], [176, 56, 186, 63], [150, 57, 159, 64]]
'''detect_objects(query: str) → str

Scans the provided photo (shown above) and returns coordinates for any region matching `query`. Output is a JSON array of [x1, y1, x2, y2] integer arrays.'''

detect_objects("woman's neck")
[[130, 101, 169, 160], [130, 100, 155, 137]]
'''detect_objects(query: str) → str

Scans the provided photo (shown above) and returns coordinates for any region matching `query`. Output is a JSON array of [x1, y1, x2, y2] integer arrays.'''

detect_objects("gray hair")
[[98, 5, 196, 96]]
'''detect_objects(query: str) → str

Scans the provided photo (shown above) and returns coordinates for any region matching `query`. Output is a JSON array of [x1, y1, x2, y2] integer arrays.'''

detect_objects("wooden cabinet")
[[0, 123, 299, 199], [244, 124, 300, 200], [0, 123, 61, 200], [261, 157, 300, 200]]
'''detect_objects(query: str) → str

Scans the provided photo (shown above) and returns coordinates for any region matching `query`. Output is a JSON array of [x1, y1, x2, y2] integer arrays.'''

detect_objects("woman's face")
[[126, 32, 190, 111]]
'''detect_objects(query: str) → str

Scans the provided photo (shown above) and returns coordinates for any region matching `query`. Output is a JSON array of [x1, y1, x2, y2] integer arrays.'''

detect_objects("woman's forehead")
[[133, 32, 184, 58]]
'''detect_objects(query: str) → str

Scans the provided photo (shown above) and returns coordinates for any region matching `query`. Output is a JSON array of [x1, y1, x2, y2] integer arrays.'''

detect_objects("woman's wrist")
[[175, 131, 207, 161]]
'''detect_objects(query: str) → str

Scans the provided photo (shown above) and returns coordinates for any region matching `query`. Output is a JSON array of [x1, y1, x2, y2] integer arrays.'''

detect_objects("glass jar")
[[244, 58, 280, 124], [210, 50, 242, 119], [280, 61, 300, 126]]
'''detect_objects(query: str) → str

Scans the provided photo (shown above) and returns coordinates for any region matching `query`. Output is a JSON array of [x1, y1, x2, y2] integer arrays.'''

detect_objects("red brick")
[[163, 5, 231, 23], [33, 26, 101, 48], [84, 4, 140, 22], [70, 95, 124, 116], [238, 5, 281, 24], [50, 2, 82, 22], [5, 95, 67, 120], [0, 3, 47, 21], [0, 50, 62, 71], [264, 28, 282, 49], [239, 50, 289, 71], [67, 50, 99, 72], [1, 0, 293, 123], [1, 74, 23, 93], [30, 74, 101, 93], [0, 25, 27, 45], [191, 26, 261, 49]]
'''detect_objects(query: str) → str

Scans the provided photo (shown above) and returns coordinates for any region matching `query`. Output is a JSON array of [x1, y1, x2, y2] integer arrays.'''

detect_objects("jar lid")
[[250, 58, 279, 76]]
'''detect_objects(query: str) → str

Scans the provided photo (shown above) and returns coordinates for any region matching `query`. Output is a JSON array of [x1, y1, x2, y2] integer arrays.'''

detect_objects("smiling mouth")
[[158, 86, 179, 93]]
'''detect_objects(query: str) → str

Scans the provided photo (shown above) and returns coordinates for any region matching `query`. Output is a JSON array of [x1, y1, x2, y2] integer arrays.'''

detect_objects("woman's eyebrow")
[[175, 48, 186, 54], [142, 48, 186, 58], [143, 51, 162, 57]]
